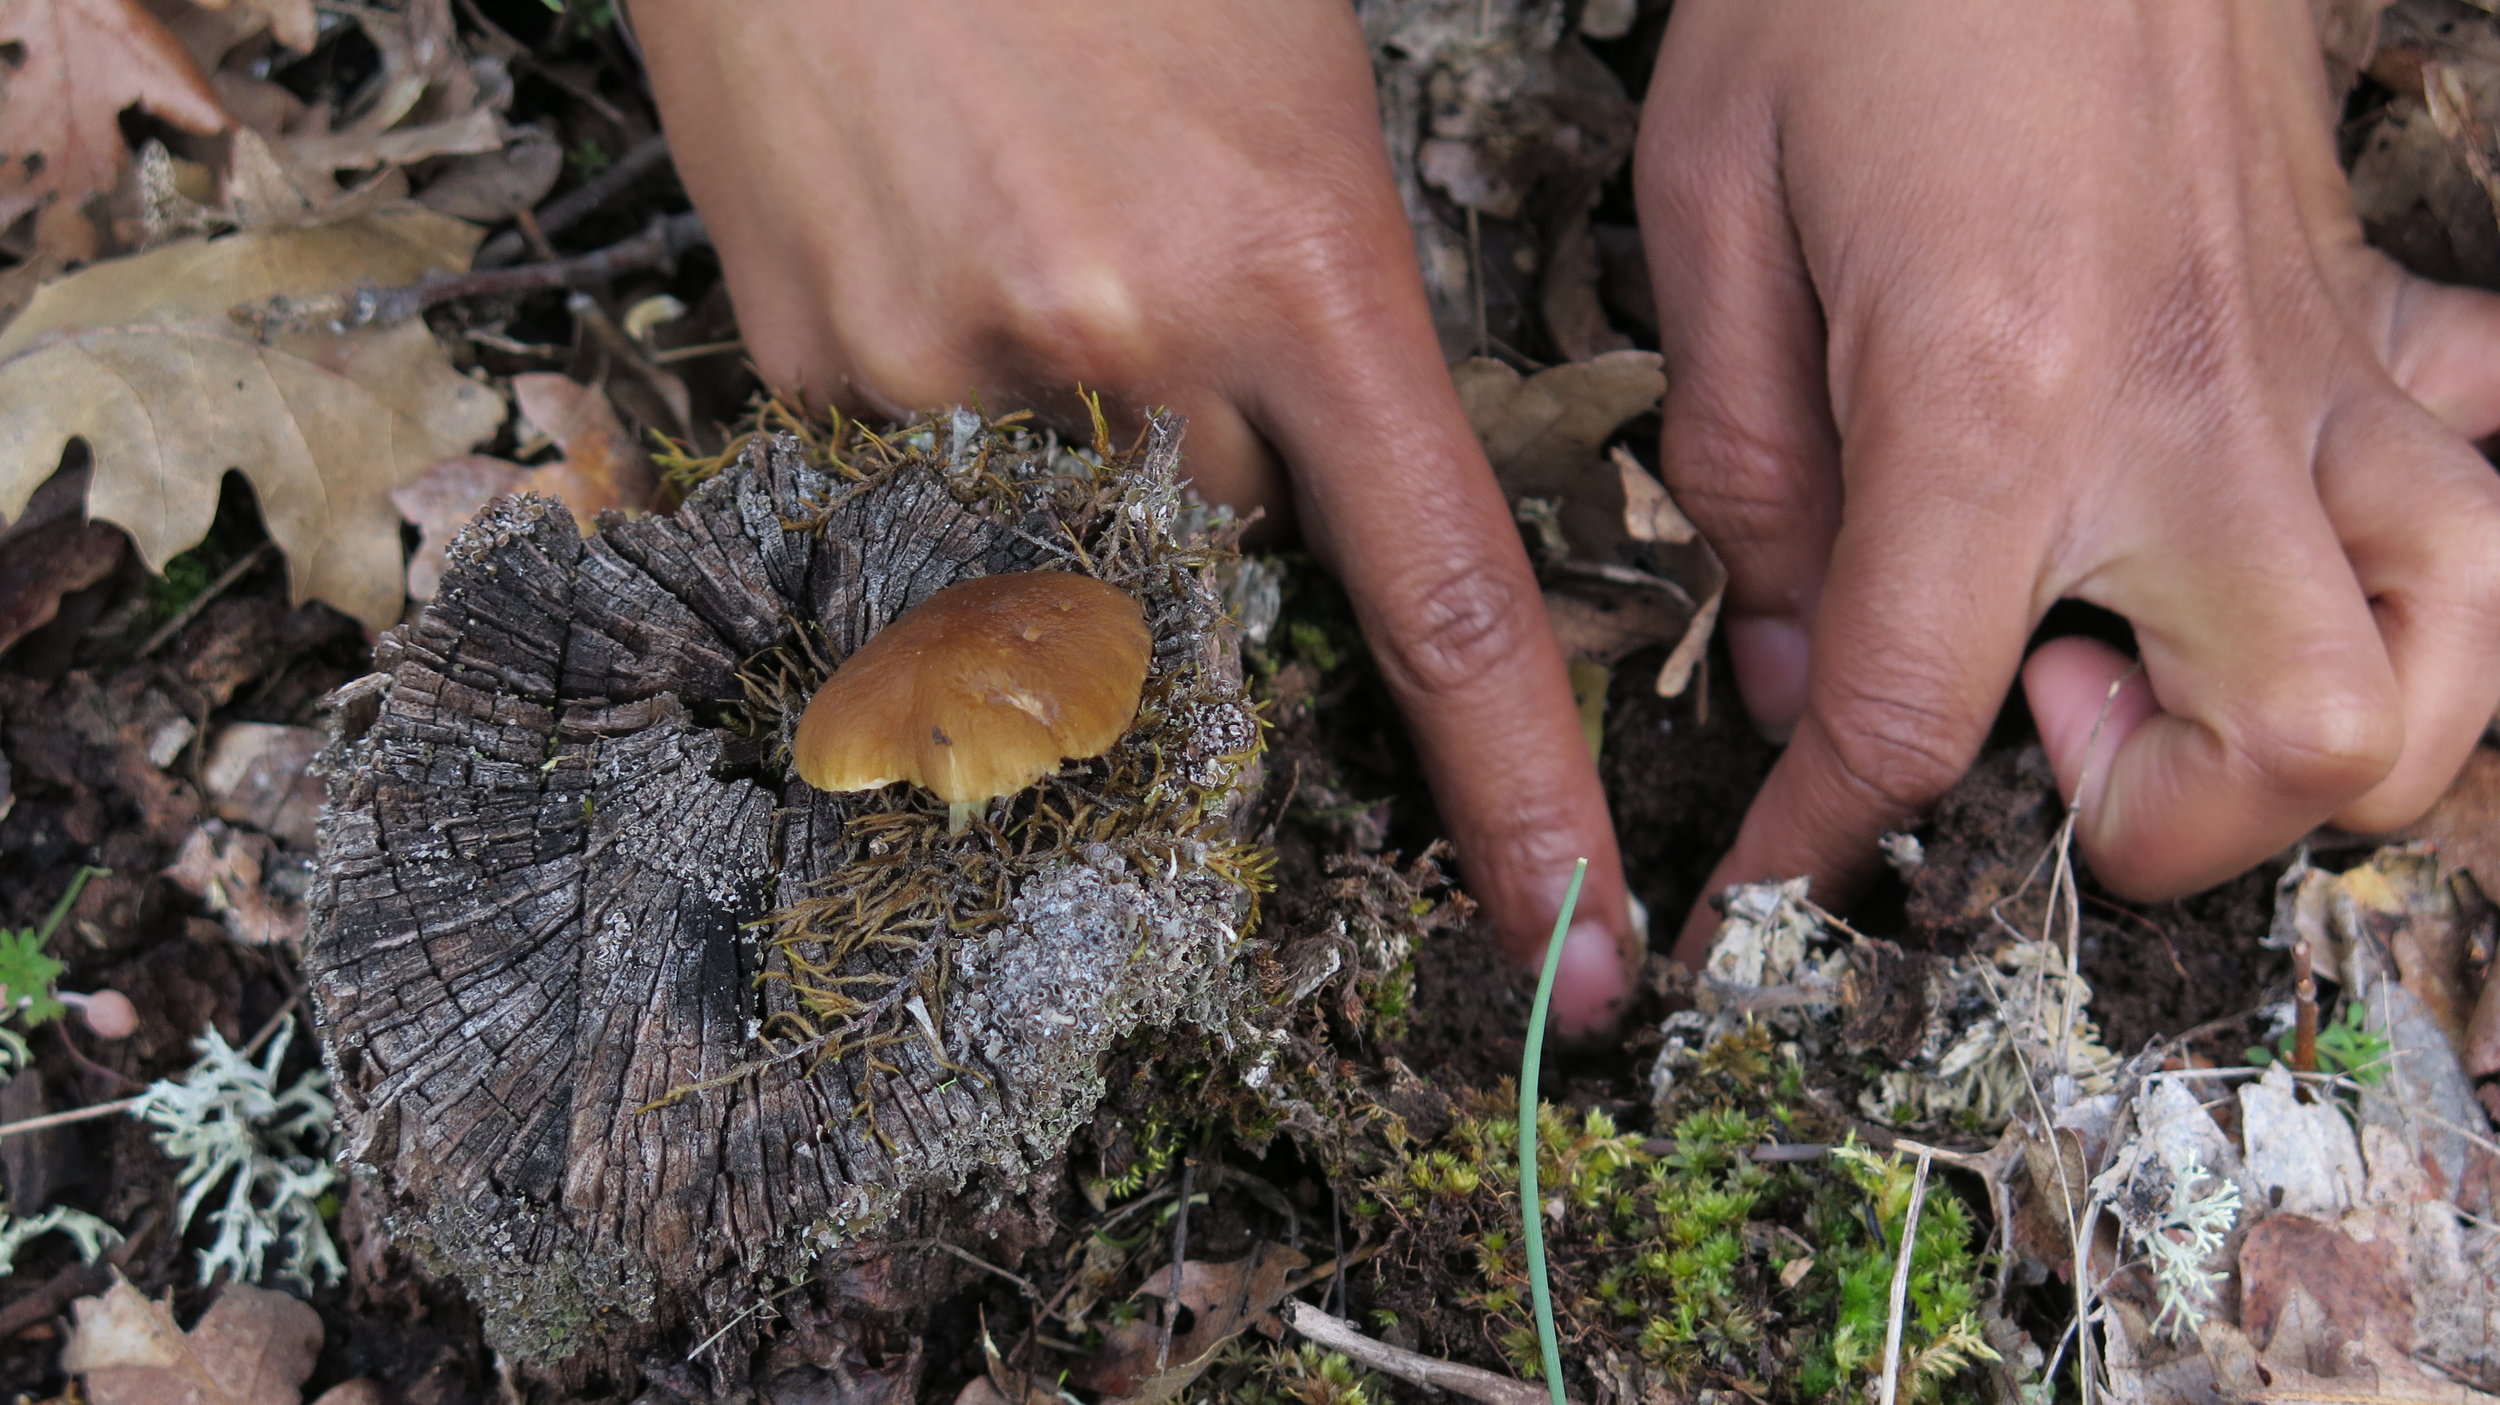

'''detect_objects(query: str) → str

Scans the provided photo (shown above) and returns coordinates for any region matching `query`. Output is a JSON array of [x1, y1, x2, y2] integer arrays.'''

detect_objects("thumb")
[[2389, 278, 2500, 441]]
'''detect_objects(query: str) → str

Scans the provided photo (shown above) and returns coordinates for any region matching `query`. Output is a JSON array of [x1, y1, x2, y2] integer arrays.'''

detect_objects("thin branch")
[[136, 541, 274, 658], [922, 1239, 1042, 1303], [1159, 1145, 1200, 1370], [231, 212, 710, 338], [0, 1095, 142, 1141], [476, 134, 674, 268], [1282, 1301, 1567, 1405]]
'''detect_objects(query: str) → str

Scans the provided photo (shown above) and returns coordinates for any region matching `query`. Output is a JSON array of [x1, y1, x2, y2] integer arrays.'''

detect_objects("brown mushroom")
[[794, 570, 1153, 831]]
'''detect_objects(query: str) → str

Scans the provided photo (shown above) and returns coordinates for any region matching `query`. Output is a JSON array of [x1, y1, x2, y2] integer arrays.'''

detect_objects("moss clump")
[[1358, 1030, 2001, 1403]]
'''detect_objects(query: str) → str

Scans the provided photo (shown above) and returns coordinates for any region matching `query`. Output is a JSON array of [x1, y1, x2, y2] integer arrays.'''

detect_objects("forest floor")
[[2, 1, 2498, 1402]]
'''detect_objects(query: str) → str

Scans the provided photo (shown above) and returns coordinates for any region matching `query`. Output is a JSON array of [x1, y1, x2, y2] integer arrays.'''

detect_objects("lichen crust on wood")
[[304, 410, 1262, 1369]]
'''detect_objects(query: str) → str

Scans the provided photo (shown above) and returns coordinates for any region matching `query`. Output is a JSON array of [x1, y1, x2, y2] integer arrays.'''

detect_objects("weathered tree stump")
[[305, 412, 1261, 1378]]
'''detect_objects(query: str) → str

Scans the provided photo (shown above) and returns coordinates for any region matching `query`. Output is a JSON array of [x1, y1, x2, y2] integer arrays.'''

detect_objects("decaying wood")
[[305, 413, 1259, 1380]]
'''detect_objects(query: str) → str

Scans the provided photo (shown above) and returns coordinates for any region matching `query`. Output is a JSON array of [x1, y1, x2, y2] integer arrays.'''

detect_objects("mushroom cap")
[[793, 571, 1153, 804]]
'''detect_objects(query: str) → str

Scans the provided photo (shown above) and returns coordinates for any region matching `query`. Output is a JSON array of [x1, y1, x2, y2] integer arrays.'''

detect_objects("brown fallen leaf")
[[183, 0, 317, 54], [0, 459, 125, 658], [200, 722, 324, 850], [0, 207, 507, 630], [393, 374, 659, 601], [1541, 574, 1693, 669], [348, 0, 481, 138], [2202, 1318, 2500, 1404], [2237, 1213, 2416, 1375], [391, 454, 529, 603], [64, 1273, 322, 1405], [1456, 354, 1725, 694], [1071, 1243, 1308, 1403], [509, 372, 660, 524], [417, 126, 564, 222], [281, 107, 506, 183], [1454, 351, 1664, 505], [166, 819, 304, 948], [2391, 745, 2500, 912], [0, 0, 230, 245]]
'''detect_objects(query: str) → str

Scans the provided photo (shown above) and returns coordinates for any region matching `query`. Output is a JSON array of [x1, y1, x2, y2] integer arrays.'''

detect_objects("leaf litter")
[[0, 208, 505, 630], [0, 0, 2498, 1400]]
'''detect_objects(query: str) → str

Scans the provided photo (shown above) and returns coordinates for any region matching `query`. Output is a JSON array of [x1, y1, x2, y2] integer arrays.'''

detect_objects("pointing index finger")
[[1249, 291, 1637, 1036]]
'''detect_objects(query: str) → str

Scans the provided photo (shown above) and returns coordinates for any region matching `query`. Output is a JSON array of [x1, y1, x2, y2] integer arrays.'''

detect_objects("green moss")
[[1358, 1032, 2002, 1402]]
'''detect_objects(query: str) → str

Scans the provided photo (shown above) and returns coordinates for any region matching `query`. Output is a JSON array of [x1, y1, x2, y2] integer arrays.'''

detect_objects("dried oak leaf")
[[0, 0, 230, 240], [64, 1274, 334, 1405], [392, 372, 658, 600], [2202, 1318, 2500, 1404], [184, 0, 318, 54], [0, 457, 124, 657], [1073, 1243, 1308, 1404], [0, 207, 507, 630]]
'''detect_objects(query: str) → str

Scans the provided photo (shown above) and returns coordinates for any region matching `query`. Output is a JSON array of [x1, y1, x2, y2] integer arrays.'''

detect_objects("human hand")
[[627, 0, 1640, 1031], [1639, 0, 2500, 961]]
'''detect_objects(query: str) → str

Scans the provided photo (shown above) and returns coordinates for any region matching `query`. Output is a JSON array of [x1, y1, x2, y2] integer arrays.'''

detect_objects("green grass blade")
[[1520, 856, 1587, 1405]]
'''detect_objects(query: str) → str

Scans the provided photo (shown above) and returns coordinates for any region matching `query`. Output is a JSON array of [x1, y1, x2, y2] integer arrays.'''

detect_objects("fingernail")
[[1724, 616, 1810, 744], [1547, 918, 1638, 1042]]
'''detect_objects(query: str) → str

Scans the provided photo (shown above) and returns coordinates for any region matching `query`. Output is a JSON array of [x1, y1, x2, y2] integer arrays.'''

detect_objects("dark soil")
[[1903, 744, 2294, 1055]]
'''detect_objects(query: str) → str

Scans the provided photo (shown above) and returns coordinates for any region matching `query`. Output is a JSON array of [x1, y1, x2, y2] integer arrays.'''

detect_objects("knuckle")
[[2235, 682, 2402, 802], [993, 258, 1153, 384], [1815, 666, 1978, 821], [849, 323, 966, 413], [1921, 301, 2090, 423], [1370, 552, 1544, 701], [1659, 411, 1819, 548]]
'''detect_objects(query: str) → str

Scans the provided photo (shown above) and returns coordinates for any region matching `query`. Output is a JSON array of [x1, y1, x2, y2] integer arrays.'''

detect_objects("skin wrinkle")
[[648, 0, 2500, 1026]]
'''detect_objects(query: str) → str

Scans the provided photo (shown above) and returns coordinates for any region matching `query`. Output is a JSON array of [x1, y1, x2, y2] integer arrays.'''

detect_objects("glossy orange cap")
[[793, 571, 1152, 809]]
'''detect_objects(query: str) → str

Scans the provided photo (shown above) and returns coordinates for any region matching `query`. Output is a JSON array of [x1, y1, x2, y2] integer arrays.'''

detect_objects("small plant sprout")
[[132, 1015, 343, 1289], [0, 866, 136, 1047], [2247, 999, 2390, 1087], [2134, 1146, 2242, 1338], [1519, 857, 1587, 1405]]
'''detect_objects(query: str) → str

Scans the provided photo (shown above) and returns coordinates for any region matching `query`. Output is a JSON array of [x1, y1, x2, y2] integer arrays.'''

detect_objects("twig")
[[923, 1240, 1042, 1303], [135, 541, 273, 658], [1876, 1148, 1935, 1405], [651, 338, 746, 365], [1159, 1145, 1200, 1370], [1283, 1301, 1567, 1405], [232, 212, 710, 337], [0, 1095, 141, 1141], [2291, 939, 2319, 1074], [475, 138, 673, 268]]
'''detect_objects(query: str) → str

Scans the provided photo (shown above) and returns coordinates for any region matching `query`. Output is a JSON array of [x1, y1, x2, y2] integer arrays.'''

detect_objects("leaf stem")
[[1520, 857, 1586, 1405]]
